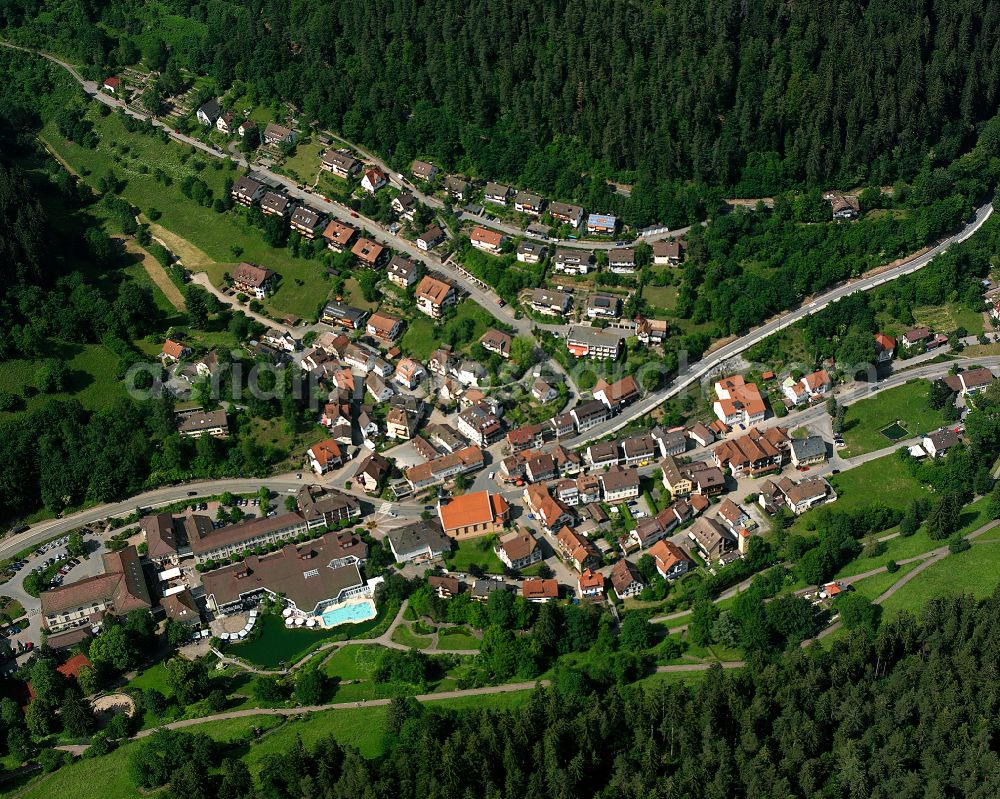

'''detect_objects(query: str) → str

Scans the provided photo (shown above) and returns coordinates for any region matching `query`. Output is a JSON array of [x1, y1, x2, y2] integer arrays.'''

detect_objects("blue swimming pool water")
[[321, 600, 377, 627]]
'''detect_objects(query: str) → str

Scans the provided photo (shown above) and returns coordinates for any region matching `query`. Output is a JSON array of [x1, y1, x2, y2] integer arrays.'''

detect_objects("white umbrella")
[[294, 617, 305, 626], [284, 617, 294, 626], [281, 608, 292, 617], [305, 618, 317, 628]]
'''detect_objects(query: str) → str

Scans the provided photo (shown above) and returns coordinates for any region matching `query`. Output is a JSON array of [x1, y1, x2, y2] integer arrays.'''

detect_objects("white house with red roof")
[[361, 168, 387, 195]]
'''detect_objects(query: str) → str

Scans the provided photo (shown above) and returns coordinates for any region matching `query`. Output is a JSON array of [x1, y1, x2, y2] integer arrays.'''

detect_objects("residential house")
[[611, 558, 645, 598], [177, 409, 229, 438], [237, 119, 256, 138], [308, 439, 344, 475], [549, 202, 584, 229], [553, 248, 595, 275], [875, 333, 896, 362], [620, 433, 658, 466], [924, 428, 961, 458], [687, 517, 736, 564], [411, 160, 439, 181], [480, 328, 512, 358], [470, 225, 505, 253], [531, 379, 557, 403], [366, 312, 403, 342], [686, 462, 727, 496], [260, 191, 294, 218], [387, 255, 422, 288], [513, 191, 544, 216], [593, 376, 640, 412], [232, 262, 276, 299], [784, 369, 831, 405], [262, 122, 295, 145], [607, 247, 636, 273], [831, 195, 860, 220], [714, 427, 788, 477], [354, 453, 391, 493], [483, 182, 513, 206], [516, 240, 547, 264], [530, 288, 572, 316], [415, 276, 457, 318], [717, 498, 751, 532], [713, 374, 767, 427], [361, 168, 387, 195], [522, 579, 559, 603], [444, 176, 470, 201], [507, 423, 547, 453], [549, 412, 576, 438], [321, 150, 360, 179], [365, 373, 393, 402], [649, 539, 693, 580], [790, 435, 827, 467], [428, 575, 463, 599], [572, 399, 610, 432], [654, 428, 688, 458], [653, 239, 685, 266], [290, 205, 324, 241], [523, 485, 573, 533], [196, 99, 221, 126], [525, 452, 557, 484], [102, 76, 120, 94], [262, 329, 296, 353], [161, 339, 191, 363], [566, 326, 624, 360], [322, 219, 357, 252], [772, 476, 835, 515], [495, 529, 542, 571], [427, 345, 455, 378], [687, 422, 715, 448], [586, 440, 620, 470], [943, 367, 995, 396], [555, 526, 601, 572], [585, 293, 622, 320], [230, 175, 266, 206], [902, 327, 931, 348], [438, 491, 510, 540], [404, 446, 484, 489], [295, 485, 362, 526], [386, 520, 451, 563], [457, 401, 504, 447], [391, 192, 416, 221], [578, 569, 605, 599], [636, 317, 669, 345], [417, 225, 445, 251], [350, 237, 385, 268], [216, 111, 235, 134], [661, 456, 694, 498], [599, 465, 640, 502], [394, 357, 425, 390], [586, 213, 616, 235], [322, 301, 368, 329]]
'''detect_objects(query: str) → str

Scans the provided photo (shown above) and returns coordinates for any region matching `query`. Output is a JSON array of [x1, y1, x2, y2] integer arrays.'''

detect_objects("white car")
[[488, 472, 495, 479]]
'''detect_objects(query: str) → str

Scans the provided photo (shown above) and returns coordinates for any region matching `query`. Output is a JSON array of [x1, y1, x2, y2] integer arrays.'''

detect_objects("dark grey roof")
[[790, 435, 827, 461]]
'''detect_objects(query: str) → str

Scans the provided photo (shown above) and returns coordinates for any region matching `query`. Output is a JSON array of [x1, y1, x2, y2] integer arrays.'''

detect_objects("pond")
[[880, 421, 910, 441]]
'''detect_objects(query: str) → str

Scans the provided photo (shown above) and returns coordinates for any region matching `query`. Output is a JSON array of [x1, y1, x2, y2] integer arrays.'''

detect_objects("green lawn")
[[848, 561, 921, 600], [437, 631, 481, 650], [0, 342, 127, 418], [320, 645, 380, 681], [641, 283, 677, 311], [390, 624, 433, 649], [443, 537, 505, 574], [40, 111, 334, 320], [128, 662, 174, 697], [840, 380, 951, 456], [834, 496, 992, 578], [912, 301, 984, 337], [400, 316, 438, 360], [880, 541, 1000, 617]]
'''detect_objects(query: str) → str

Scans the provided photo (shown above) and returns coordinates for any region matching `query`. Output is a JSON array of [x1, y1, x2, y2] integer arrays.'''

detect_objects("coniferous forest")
[[5, 0, 1000, 224], [136, 592, 1000, 799]]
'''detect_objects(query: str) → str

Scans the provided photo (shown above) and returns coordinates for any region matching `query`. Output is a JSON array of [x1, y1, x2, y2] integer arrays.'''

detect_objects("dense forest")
[[6, 0, 1000, 224], [130, 591, 1000, 799]]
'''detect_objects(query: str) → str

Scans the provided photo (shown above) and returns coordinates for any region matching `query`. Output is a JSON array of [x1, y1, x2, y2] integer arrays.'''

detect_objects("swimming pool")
[[320, 599, 377, 628]]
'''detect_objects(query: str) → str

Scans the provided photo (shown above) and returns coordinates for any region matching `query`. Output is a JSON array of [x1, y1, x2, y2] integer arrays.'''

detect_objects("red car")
[[350, 211, 359, 218]]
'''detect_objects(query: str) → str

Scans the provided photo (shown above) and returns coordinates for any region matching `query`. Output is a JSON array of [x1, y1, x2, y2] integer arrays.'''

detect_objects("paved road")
[[561, 202, 993, 447]]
